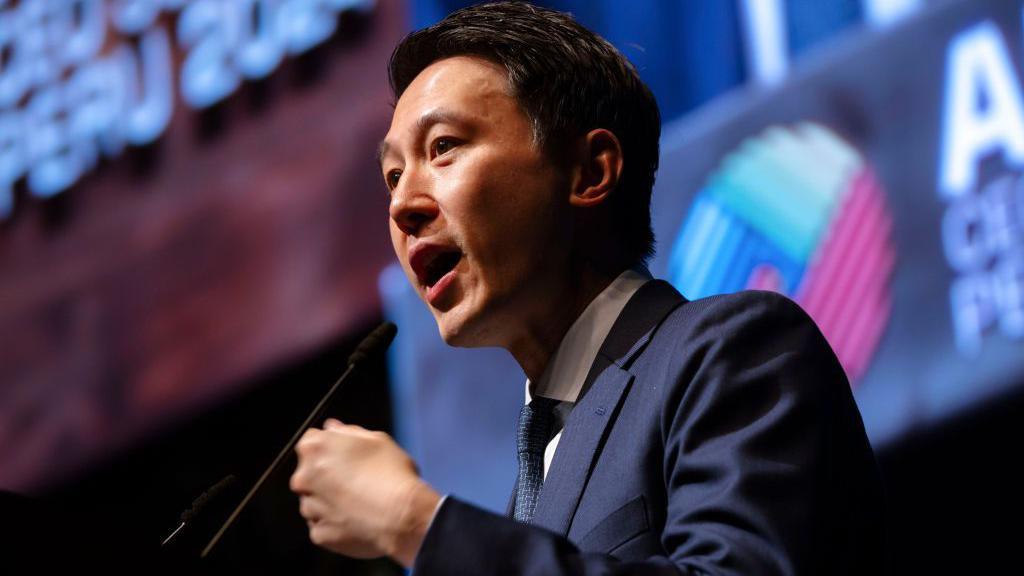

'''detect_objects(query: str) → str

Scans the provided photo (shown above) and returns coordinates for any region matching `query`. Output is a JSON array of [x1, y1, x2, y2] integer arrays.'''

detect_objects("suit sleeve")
[[411, 291, 885, 576], [656, 291, 885, 575]]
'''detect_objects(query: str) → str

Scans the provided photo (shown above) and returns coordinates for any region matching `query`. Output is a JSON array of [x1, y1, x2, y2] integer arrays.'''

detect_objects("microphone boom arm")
[[200, 321, 397, 559]]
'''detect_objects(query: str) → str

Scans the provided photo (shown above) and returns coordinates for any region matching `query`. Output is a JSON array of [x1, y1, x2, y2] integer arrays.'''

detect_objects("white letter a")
[[940, 21, 1024, 198]]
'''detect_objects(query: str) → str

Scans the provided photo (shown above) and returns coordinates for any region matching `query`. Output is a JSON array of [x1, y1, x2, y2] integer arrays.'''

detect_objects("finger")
[[296, 428, 318, 448], [322, 420, 377, 438], [309, 522, 337, 549], [298, 495, 325, 521], [295, 429, 324, 457], [289, 469, 310, 494]]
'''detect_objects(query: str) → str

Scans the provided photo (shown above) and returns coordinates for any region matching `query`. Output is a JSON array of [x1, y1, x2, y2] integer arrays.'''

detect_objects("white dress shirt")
[[526, 268, 651, 479]]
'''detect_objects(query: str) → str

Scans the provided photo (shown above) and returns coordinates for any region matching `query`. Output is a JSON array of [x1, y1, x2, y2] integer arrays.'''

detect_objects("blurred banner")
[[384, 0, 1024, 513], [651, 0, 1024, 447], [0, 0, 404, 491]]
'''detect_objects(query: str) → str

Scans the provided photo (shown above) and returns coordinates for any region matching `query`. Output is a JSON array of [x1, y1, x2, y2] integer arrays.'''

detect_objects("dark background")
[[5, 328, 1019, 574]]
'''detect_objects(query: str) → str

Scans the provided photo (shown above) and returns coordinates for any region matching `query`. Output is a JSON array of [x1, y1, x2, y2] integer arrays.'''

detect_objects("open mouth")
[[423, 250, 461, 288], [410, 244, 463, 290]]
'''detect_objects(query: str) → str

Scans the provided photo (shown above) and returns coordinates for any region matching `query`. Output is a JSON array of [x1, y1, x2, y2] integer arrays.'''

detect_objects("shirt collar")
[[526, 267, 652, 405]]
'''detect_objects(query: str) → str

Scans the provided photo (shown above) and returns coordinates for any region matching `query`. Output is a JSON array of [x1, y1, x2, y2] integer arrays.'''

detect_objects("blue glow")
[[740, 0, 788, 84], [0, 112, 22, 218], [944, 171, 1024, 353], [178, 0, 241, 109], [0, 6, 32, 108], [67, 57, 124, 162], [995, 250, 1024, 339], [111, 0, 161, 35], [0, 0, 373, 215], [19, 0, 60, 89], [63, 0, 107, 68], [26, 86, 79, 199], [236, 0, 285, 80], [281, 0, 338, 55], [942, 195, 987, 272], [939, 21, 1024, 199], [667, 194, 805, 299], [122, 27, 173, 144]]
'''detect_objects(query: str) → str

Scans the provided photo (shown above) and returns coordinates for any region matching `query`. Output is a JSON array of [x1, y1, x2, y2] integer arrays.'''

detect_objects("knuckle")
[[296, 432, 321, 455], [289, 471, 305, 492]]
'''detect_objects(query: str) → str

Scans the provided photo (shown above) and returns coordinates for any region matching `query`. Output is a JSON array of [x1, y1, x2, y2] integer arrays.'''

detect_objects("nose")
[[388, 171, 439, 237]]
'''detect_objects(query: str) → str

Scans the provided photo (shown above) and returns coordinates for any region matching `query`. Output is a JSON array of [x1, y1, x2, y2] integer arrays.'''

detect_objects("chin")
[[432, 306, 489, 348], [434, 316, 473, 347]]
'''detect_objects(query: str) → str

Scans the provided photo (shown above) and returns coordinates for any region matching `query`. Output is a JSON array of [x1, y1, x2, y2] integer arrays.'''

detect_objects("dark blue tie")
[[514, 397, 558, 523]]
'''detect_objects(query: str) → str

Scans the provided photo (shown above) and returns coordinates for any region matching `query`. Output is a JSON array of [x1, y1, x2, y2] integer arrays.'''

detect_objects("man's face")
[[380, 56, 572, 346]]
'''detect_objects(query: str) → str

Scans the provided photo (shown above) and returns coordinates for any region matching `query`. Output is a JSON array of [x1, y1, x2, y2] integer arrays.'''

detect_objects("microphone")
[[346, 321, 398, 366], [162, 474, 237, 547], [199, 321, 398, 559]]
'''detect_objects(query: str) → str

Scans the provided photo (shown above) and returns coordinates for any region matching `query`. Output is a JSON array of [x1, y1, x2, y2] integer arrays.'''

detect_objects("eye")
[[386, 169, 402, 190], [431, 137, 458, 158]]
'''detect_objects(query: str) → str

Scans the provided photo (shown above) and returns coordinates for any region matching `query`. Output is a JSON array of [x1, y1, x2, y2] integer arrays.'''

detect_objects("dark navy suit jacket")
[[413, 281, 886, 575]]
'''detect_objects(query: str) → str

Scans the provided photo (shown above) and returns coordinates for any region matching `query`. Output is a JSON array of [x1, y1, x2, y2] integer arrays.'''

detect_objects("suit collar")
[[527, 268, 651, 404], [530, 279, 686, 536], [596, 280, 687, 371]]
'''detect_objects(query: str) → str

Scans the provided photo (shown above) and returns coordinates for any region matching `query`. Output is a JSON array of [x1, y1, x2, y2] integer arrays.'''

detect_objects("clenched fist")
[[289, 419, 442, 567]]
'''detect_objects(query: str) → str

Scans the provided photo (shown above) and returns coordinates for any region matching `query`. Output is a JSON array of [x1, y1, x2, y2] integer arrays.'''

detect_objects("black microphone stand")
[[198, 322, 397, 560]]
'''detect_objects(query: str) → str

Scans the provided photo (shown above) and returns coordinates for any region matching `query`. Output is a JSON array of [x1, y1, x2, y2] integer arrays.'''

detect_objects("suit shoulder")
[[657, 289, 815, 342], [648, 289, 850, 432], [644, 289, 843, 396]]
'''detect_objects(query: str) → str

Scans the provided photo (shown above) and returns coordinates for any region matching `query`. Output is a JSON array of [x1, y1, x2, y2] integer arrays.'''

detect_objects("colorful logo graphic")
[[668, 123, 894, 385]]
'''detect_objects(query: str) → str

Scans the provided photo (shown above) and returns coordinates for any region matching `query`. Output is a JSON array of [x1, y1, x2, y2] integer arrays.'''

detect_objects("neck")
[[505, 260, 624, 382]]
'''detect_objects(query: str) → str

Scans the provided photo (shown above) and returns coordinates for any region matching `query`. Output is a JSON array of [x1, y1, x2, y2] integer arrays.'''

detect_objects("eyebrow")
[[376, 109, 471, 167]]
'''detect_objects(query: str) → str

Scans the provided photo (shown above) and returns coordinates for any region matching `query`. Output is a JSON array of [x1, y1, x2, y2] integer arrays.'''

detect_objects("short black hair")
[[388, 1, 660, 267]]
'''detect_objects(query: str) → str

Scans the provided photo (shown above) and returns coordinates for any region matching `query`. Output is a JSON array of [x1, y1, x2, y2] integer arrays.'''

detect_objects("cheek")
[[388, 222, 415, 281], [466, 196, 559, 302], [388, 221, 403, 263], [457, 162, 554, 236], [440, 149, 566, 290], [388, 219, 402, 251]]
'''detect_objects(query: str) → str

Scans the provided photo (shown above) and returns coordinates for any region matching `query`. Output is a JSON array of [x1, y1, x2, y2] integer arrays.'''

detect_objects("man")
[[288, 2, 886, 574]]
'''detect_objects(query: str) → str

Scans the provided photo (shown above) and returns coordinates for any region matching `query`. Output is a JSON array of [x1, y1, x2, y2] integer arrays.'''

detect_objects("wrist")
[[389, 479, 442, 568]]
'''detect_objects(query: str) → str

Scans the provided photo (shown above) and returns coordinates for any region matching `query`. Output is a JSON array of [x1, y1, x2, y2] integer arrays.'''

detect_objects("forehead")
[[385, 56, 524, 142]]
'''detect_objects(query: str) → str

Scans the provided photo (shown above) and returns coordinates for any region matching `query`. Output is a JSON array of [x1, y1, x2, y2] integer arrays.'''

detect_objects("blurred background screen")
[[1, 0, 394, 491], [1, 0, 1021, 574]]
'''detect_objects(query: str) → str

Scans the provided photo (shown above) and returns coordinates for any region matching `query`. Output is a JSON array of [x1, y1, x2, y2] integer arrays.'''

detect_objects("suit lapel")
[[530, 280, 685, 536], [531, 358, 633, 535]]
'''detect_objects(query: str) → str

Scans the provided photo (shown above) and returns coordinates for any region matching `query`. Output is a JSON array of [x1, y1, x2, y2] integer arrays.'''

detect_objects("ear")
[[569, 128, 624, 208]]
